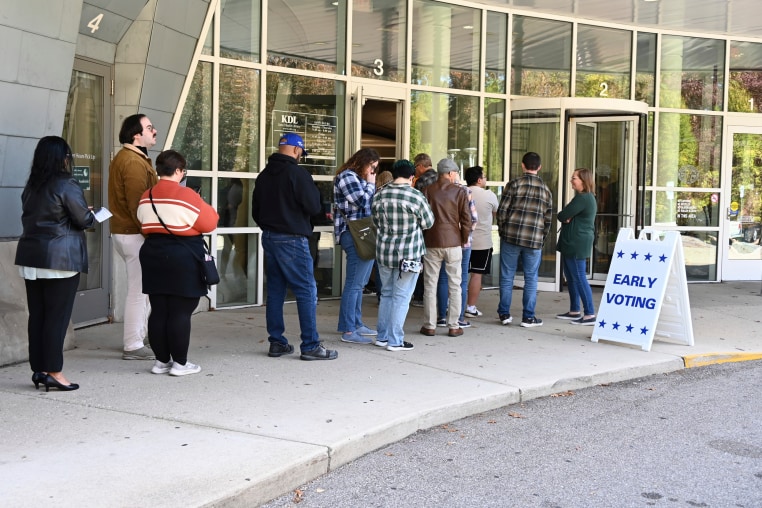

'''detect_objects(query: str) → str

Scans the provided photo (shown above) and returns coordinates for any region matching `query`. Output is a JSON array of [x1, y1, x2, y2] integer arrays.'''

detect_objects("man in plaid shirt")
[[496, 152, 553, 328], [372, 160, 434, 351]]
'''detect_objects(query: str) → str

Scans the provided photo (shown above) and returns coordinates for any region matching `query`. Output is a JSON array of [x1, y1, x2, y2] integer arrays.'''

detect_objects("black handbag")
[[149, 190, 220, 286]]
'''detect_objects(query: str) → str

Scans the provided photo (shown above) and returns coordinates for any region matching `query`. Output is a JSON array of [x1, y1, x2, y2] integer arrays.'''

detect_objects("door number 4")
[[87, 13, 104, 34]]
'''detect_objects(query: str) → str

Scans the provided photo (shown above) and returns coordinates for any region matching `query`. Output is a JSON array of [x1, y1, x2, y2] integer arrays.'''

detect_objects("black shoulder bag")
[[149, 189, 220, 286]]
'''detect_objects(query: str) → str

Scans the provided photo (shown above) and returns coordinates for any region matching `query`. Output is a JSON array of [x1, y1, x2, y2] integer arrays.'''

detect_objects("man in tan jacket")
[[108, 114, 158, 359], [420, 158, 472, 338]]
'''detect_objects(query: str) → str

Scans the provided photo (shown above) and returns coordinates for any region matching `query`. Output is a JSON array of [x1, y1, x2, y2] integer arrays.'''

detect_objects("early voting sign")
[[591, 228, 694, 351]]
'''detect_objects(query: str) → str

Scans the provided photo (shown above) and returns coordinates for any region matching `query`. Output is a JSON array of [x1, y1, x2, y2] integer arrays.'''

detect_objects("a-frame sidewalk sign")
[[591, 228, 694, 352]]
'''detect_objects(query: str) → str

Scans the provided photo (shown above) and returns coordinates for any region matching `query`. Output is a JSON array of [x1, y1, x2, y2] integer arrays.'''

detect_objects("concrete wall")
[[0, 0, 209, 366]]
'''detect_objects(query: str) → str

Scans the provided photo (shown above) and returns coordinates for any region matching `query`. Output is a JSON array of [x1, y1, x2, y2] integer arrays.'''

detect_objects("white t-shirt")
[[468, 185, 499, 250]]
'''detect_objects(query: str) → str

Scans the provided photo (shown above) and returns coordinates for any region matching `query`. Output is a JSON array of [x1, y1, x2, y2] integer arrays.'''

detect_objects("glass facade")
[[168, 0, 762, 306]]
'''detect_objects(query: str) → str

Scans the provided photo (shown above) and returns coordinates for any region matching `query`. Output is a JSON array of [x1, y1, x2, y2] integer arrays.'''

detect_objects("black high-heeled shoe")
[[32, 372, 46, 389], [43, 374, 79, 392]]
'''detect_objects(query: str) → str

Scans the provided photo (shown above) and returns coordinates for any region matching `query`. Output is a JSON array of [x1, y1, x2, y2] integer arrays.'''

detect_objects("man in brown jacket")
[[108, 114, 158, 360], [420, 158, 472, 337]]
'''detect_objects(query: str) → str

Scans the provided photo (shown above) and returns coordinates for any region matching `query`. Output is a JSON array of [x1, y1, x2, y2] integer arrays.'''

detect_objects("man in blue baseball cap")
[[251, 132, 338, 361], [277, 132, 309, 157]]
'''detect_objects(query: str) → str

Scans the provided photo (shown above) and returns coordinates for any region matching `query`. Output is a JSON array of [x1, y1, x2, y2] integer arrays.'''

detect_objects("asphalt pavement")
[[0, 282, 760, 507]]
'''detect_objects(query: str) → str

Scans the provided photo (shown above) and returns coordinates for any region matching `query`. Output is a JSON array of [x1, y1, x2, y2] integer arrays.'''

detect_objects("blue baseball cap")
[[278, 132, 308, 156]]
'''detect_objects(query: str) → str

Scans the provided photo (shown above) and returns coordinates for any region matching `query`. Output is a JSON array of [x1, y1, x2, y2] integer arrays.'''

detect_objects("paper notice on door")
[[93, 207, 112, 223]]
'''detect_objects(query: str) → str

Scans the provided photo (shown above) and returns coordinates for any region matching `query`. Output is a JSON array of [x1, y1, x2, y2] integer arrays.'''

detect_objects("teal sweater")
[[556, 192, 596, 259]]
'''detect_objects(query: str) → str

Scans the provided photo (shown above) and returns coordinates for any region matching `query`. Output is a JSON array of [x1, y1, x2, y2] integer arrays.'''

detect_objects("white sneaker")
[[169, 361, 201, 376], [151, 360, 172, 374]]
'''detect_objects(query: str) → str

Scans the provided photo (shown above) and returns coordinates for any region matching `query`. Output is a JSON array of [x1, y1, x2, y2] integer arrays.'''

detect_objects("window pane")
[[265, 73, 345, 177], [172, 62, 212, 172], [680, 231, 717, 282], [656, 113, 722, 188], [636, 32, 657, 105], [217, 177, 252, 229], [653, 190, 719, 227], [216, 232, 260, 306], [409, 90, 479, 169], [575, 25, 631, 99], [484, 98, 505, 181], [219, 65, 260, 173], [412, 0, 481, 91], [220, 0, 261, 62], [267, 0, 346, 74], [660, 36, 725, 111], [202, 14, 213, 56], [351, 0, 406, 82], [729, 41, 762, 113], [512, 16, 572, 97], [485, 12, 507, 93]]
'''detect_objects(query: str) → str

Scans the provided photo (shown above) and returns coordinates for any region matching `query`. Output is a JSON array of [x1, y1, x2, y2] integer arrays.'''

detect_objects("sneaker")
[[151, 360, 172, 374], [520, 316, 543, 328], [386, 341, 414, 351], [411, 299, 424, 307], [457, 320, 471, 328], [268, 342, 295, 357], [355, 325, 378, 337], [300, 344, 338, 361], [499, 314, 513, 325], [464, 306, 483, 318], [122, 346, 156, 360], [556, 311, 582, 320], [436, 318, 447, 327], [571, 316, 597, 326], [169, 361, 201, 376], [374, 338, 388, 347], [341, 331, 373, 344]]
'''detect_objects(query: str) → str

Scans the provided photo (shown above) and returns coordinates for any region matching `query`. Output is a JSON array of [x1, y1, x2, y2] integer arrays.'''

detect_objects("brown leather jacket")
[[422, 177, 472, 248], [108, 145, 157, 234]]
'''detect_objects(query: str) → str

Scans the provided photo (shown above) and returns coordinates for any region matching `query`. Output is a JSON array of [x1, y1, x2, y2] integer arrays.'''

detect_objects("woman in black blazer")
[[14, 136, 95, 391]]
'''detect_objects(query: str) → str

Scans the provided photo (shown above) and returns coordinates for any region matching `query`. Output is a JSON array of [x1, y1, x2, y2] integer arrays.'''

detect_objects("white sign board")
[[591, 228, 694, 351]]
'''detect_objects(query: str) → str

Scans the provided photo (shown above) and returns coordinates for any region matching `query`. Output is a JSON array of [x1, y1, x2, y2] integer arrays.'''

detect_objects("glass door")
[[567, 116, 640, 283], [64, 59, 112, 326], [721, 125, 762, 280]]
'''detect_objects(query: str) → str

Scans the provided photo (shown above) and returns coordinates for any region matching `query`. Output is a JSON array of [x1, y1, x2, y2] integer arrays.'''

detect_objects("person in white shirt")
[[463, 166, 499, 318]]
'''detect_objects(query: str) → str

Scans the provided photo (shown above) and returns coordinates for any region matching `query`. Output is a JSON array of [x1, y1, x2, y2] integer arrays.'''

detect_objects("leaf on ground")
[[487, 419, 498, 423], [384, 452, 394, 456], [507, 412, 525, 419], [550, 390, 575, 397], [292, 489, 304, 503], [316, 488, 325, 493]]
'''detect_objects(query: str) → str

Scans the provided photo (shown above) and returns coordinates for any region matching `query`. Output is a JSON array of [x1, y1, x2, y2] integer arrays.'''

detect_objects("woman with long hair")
[[556, 168, 597, 325], [333, 147, 379, 343], [137, 150, 218, 376], [15, 136, 96, 391]]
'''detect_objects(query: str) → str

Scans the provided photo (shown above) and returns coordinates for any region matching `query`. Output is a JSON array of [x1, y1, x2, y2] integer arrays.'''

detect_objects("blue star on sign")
[[598, 319, 606, 328], [644, 253, 652, 261], [617, 250, 624, 258], [626, 324, 633, 332], [612, 322, 620, 330], [640, 326, 649, 335], [659, 254, 667, 262], [630, 251, 638, 260]]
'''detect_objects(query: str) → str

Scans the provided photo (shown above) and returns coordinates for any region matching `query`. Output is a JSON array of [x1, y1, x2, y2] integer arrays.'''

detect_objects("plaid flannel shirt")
[[371, 182, 435, 269], [497, 173, 553, 250], [333, 169, 375, 243]]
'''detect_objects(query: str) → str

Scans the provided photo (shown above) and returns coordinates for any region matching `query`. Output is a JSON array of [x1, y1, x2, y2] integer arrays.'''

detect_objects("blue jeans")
[[497, 240, 542, 319], [338, 231, 375, 332], [262, 231, 320, 353], [437, 247, 471, 321], [562, 256, 595, 316], [377, 265, 419, 347]]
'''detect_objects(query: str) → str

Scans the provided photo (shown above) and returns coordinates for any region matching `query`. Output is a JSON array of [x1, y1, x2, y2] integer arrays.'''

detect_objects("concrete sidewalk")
[[1, 282, 760, 507]]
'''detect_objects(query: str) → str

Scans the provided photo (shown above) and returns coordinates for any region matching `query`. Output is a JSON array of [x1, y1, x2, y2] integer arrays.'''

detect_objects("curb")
[[682, 352, 762, 368]]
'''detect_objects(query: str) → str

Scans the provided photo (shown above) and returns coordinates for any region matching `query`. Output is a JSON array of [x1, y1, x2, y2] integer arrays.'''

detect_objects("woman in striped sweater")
[[137, 150, 219, 377]]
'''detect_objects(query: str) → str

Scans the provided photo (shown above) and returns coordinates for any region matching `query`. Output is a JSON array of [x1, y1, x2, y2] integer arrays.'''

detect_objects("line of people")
[[15, 124, 597, 389]]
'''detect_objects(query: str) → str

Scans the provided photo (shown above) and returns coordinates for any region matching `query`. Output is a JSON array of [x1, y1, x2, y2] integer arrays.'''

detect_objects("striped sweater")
[[137, 179, 219, 236]]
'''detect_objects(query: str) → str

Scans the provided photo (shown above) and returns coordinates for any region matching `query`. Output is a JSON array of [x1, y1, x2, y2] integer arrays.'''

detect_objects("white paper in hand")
[[93, 207, 113, 223]]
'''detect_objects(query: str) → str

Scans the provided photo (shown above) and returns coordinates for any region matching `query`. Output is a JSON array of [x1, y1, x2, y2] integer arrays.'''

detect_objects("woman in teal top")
[[556, 168, 597, 325]]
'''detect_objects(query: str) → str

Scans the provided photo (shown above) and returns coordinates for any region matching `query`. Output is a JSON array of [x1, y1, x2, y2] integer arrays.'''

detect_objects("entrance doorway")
[[721, 125, 762, 280], [64, 59, 112, 326], [510, 98, 647, 290], [567, 116, 640, 283], [353, 83, 405, 165]]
